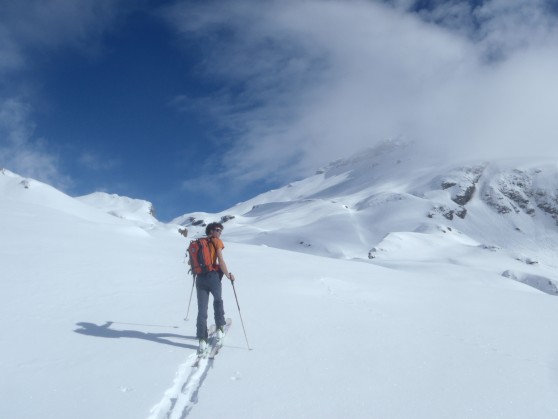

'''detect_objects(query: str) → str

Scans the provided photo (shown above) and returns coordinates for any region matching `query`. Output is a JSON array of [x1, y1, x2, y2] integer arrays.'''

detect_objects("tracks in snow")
[[146, 354, 214, 419]]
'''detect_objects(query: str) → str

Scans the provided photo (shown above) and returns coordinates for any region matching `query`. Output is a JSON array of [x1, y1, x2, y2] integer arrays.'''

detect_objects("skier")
[[195, 222, 235, 352]]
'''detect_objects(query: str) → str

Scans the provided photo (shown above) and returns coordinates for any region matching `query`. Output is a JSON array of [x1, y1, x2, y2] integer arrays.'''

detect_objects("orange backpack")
[[188, 237, 219, 275]]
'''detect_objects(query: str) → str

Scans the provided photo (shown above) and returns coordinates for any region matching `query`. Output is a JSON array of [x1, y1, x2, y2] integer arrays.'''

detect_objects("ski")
[[208, 318, 232, 359], [191, 324, 216, 368]]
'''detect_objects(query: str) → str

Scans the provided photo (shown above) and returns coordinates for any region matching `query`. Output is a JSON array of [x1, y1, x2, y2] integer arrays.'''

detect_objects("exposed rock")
[[479, 244, 500, 252], [428, 205, 466, 220], [439, 164, 486, 206], [503, 270, 557, 295], [368, 246, 386, 259], [481, 169, 537, 216], [533, 189, 558, 224]]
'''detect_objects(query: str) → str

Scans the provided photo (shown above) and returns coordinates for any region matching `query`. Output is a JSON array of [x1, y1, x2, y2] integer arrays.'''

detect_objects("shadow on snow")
[[74, 321, 197, 350]]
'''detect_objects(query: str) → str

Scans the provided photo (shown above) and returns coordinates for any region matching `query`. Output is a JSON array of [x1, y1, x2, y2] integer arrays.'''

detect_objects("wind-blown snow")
[[3, 150, 558, 419]]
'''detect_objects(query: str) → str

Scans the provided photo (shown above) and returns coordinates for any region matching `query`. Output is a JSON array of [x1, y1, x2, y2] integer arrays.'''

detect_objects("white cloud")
[[166, 0, 558, 185], [0, 98, 70, 188]]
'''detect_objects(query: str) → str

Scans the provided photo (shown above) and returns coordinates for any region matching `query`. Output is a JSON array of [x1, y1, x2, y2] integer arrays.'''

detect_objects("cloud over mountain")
[[166, 0, 558, 185]]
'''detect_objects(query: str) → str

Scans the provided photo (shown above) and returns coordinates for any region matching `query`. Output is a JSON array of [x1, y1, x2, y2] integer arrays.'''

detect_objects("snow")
[[3, 150, 558, 419], [77, 192, 158, 227]]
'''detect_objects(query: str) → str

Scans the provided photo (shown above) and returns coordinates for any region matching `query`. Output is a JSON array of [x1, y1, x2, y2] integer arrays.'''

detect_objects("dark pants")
[[196, 271, 226, 340]]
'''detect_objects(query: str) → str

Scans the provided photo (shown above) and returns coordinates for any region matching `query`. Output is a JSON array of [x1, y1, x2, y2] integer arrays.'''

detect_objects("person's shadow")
[[74, 321, 198, 350]]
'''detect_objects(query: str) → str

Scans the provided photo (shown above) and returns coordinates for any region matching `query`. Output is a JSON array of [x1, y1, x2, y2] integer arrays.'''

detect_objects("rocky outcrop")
[[533, 189, 558, 224], [427, 205, 467, 220], [481, 169, 536, 215], [439, 164, 486, 206], [479, 167, 558, 224]]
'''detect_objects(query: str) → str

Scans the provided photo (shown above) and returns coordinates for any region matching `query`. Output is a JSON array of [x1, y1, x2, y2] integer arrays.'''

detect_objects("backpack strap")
[[206, 236, 220, 271]]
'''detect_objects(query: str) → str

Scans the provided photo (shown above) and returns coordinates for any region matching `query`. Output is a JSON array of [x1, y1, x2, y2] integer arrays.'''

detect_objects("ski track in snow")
[[147, 354, 214, 419]]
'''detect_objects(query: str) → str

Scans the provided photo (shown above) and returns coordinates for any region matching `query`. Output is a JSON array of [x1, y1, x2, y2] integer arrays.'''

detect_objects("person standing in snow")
[[196, 222, 235, 352]]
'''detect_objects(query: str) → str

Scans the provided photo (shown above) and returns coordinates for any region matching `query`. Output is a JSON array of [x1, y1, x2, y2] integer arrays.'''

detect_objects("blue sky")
[[2, 0, 558, 221]]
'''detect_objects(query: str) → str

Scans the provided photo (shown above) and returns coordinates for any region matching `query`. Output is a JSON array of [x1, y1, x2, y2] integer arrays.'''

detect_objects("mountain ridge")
[[173, 141, 558, 294], [4, 142, 558, 294], [176, 141, 558, 255]]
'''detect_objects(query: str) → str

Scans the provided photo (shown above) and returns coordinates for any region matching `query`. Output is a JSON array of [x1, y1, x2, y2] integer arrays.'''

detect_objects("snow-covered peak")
[[174, 145, 558, 278], [0, 169, 167, 235], [77, 192, 158, 225], [0, 167, 124, 225], [1, 167, 41, 191]]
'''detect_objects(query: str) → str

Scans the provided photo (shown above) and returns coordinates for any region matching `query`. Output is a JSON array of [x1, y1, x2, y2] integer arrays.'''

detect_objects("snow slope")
[[176, 141, 558, 294], [77, 192, 159, 227], [3, 161, 558, 419], [176, 142, 558, 253]]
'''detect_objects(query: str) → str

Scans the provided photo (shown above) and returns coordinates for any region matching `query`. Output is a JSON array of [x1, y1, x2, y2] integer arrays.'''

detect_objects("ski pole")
[[230, 278, 252, 350], [184, 274, 196, 321]]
